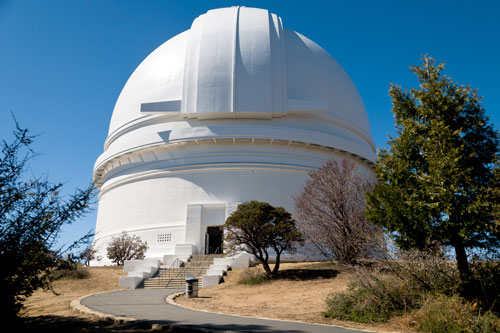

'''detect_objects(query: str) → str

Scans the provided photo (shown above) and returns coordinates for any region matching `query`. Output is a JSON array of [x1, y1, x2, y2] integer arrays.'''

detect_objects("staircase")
[[139, 254, 224, 289]]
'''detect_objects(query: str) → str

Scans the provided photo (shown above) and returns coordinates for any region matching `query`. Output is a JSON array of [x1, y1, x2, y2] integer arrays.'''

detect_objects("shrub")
[[413, 294, 500, 333], [324, 249, 461, 323], [379, 248, 461, 296], [55, 266, 90, 280], [468, 258, 500, 314], [325, 283, 397, 323], [238, 268, 270, 285], [324, 273, 424, 322]]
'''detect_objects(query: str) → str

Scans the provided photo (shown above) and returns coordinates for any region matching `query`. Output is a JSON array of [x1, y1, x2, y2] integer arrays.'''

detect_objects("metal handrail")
[[157, 257, 181, 287], [143, 255, 215, 288], [165, 262, 187, 289]]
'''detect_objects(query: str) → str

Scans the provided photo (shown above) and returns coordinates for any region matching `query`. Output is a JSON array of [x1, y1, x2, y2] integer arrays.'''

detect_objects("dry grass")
[[21, 262, 412, 332], [175, 262, 412, 332], [19, 266, 140, 331], [22, 266, 127, 318]]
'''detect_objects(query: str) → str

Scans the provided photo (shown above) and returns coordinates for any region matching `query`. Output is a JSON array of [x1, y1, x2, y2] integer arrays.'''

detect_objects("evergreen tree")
[[366, 56, 500, 281], [225, 201, 303, 277]]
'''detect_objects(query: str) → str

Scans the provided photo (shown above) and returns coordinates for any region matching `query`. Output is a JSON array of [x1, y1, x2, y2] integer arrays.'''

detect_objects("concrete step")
[[191, 254, 225, 262], [141, 280, 202, 289], [138, 254, 218, 289], [184, 262, 212, 267]]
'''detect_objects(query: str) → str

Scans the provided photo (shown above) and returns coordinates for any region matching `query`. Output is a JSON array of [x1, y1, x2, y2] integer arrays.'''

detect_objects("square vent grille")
[[157, 233, 172, 243]]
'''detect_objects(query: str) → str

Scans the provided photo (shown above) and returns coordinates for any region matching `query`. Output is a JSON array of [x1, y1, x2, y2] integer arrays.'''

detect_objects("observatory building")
[[91, 6, 375, 265]]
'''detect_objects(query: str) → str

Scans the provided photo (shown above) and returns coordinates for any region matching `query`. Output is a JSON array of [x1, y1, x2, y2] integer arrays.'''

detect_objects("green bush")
[[413, 294, 500, 333]]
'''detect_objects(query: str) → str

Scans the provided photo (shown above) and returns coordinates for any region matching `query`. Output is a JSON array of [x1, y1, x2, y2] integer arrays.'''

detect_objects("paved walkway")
[[81, 289, 368, 333]]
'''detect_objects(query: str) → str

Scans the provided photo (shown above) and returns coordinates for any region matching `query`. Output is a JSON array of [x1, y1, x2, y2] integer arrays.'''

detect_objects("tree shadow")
[[276, 268, 340, 281], [22, 315, 157, 332], [21, 315, 305, 332]]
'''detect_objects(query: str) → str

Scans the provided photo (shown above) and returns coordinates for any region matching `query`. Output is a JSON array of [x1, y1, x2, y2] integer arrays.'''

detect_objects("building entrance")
[[205, 226, 223, 254]]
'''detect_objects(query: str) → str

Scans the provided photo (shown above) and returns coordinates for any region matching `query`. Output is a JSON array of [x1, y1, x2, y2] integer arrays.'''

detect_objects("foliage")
[[54, 263, 91, 280], [378, 248, 461, 296], [413, 294, 500, 333], [106, 232, 148, 266], [0, 120, 94, 322], [325, 282, 402, 323], [225, 201, 303, 277], [295, 159, 384, 264], [324, 249, 461, 323], [238, 267, 270, 285], [467, 252, 500, 314], [366, 55, 500, 281]]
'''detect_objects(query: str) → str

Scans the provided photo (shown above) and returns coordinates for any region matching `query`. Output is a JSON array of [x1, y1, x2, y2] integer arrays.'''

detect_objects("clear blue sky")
[[1, 0, 499, 249]]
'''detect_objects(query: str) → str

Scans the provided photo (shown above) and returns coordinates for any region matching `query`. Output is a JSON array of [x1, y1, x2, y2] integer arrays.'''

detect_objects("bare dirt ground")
[[175, 262, 412, 333]]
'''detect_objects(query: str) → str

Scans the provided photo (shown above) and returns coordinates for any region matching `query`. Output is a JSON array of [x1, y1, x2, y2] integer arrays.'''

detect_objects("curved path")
[[80, 289, 369, 333]]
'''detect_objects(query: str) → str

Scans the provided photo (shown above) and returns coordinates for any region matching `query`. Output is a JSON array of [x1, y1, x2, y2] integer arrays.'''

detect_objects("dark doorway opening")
[[205, 226, 223, 254]]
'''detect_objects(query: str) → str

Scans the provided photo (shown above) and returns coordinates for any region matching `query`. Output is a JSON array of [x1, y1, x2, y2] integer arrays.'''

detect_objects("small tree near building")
[[79, 245, 98, 266], [106, 232, 148, 266], [225, 201, 303, 278], [294, 159, 384, 264]]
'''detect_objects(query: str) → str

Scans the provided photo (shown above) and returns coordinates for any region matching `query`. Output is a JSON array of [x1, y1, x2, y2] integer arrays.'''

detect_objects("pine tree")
[[366, 56, 500, 281]]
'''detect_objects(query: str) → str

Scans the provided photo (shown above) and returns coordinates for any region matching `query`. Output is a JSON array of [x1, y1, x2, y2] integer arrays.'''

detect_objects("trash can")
[[185, 273, 198, 298]]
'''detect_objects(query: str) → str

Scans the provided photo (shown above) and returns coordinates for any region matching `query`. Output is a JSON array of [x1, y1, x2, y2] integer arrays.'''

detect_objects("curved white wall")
[[92, 140, 371, 263]]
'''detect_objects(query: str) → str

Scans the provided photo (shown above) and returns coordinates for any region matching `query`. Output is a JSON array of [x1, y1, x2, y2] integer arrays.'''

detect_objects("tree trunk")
[[453, 237, 470, 281], [262, 260, 272, 277], [272, 252, 281, 277], [255, 250, 272, 277]]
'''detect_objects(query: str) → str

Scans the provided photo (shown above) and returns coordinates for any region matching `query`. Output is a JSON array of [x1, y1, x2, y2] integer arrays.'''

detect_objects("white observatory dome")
[[91, 7, 375, 265]]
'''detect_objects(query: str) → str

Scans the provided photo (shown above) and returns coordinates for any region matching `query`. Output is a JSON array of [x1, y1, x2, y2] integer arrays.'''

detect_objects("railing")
[[164, 262, 209, 289], [157, 257, 181, 288], [165, 263, 187, 289], [143, 255, 218, 289], [207, 246, 222, 254]]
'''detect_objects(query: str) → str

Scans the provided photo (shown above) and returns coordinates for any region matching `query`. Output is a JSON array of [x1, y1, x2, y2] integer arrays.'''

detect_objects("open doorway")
[[205, 226, 223, 254]]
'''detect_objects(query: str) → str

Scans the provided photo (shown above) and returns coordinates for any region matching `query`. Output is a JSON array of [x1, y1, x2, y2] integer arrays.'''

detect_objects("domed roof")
[[94, 7, 375, 186], [107, 6, 371, 138]]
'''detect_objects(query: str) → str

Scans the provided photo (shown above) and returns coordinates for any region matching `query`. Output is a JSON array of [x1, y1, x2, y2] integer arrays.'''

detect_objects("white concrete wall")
[[91, 141, 372, 265]]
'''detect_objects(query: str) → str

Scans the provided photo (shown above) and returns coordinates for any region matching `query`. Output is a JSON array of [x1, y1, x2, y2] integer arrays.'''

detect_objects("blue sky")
[[1, 0, 499, 249]]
